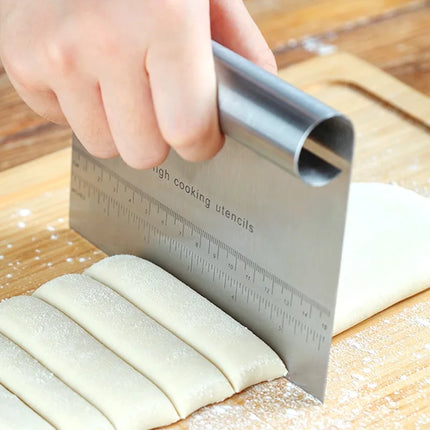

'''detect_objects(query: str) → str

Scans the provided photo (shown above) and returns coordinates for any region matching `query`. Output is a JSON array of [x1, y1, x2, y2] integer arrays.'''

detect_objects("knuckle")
[[41, 37, 77, 75]]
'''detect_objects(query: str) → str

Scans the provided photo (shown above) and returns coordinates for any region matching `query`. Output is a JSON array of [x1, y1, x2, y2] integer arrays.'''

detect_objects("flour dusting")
[[17, 209, 32, 217], [165, 298, 430, 430]]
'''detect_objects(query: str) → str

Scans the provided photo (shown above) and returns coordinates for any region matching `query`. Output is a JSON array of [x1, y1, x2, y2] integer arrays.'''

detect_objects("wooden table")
[[1, 1, 429, 429]]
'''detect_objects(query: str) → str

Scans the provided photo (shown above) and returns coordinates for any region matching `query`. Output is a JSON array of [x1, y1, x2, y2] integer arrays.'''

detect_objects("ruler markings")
[[71, 149, 331, 348], [74, 178, 330, 326]]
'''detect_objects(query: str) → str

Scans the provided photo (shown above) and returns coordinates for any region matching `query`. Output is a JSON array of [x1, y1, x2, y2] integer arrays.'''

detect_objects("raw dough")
[[0, 296, 179, 430], [34, 274, 234, 418], [333, 183, 430, 335], [2, 183, 425, 429], [85, 255, 287, 392], [0, 384, 53, 430], [0, 333, 113, 430]]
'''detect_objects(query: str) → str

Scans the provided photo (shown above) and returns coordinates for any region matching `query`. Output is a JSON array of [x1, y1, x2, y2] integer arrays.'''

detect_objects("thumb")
[[210, 0, 277, 74]]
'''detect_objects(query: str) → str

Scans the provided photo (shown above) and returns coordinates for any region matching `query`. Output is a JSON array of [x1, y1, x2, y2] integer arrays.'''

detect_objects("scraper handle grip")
[[212, 41, 354, 187]]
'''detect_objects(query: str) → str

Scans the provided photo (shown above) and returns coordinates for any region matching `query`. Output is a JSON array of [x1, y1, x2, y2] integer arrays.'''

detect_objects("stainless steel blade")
[[70, 42, 354, 401]]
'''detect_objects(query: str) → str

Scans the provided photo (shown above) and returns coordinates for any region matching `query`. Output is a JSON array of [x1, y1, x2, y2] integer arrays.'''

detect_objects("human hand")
[[0, 0, 276, 168]]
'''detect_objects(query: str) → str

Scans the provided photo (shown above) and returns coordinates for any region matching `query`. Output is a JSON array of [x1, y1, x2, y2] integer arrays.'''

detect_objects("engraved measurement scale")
[[70, 42, 354, 401]]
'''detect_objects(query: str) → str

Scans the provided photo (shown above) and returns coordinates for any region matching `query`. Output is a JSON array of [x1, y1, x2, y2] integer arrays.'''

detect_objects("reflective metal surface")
[[70, 42, 354, 401], [213, 41, 353, 186]]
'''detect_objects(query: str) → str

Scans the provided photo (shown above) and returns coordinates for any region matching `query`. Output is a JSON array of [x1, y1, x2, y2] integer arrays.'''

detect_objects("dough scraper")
[[70, 41, 354, 401]]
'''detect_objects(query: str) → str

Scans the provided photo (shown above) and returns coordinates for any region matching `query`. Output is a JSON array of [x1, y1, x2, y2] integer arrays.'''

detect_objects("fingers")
[[5, 72, 67, 124], [0, 0, 233, 169], [99, 62, 169, 169], [210, 0, 277, 74], [146, 1, 224, 162], [0, 20, 67, 124], [55, 79, 118, 158]]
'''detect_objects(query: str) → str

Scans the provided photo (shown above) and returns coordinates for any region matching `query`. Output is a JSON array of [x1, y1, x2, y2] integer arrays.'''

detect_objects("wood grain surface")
[[0, 53, 429, 429], [0, 0, 429, 171], [246, 0, 428, 49]]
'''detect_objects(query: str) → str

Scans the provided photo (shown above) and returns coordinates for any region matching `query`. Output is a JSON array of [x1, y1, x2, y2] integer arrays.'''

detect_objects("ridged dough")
[[0, 296, 178, 430], [85, 255, 287, 392], [0, 333, 113, 430], [34, 274, 234, 418]]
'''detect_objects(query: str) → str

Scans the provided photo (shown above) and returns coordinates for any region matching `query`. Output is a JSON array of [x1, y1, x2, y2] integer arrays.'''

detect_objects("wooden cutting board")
[[0, 53, 429, 429]]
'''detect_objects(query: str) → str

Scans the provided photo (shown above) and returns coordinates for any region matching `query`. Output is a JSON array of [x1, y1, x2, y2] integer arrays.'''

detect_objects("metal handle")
[[213, 41, 354, 186]]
